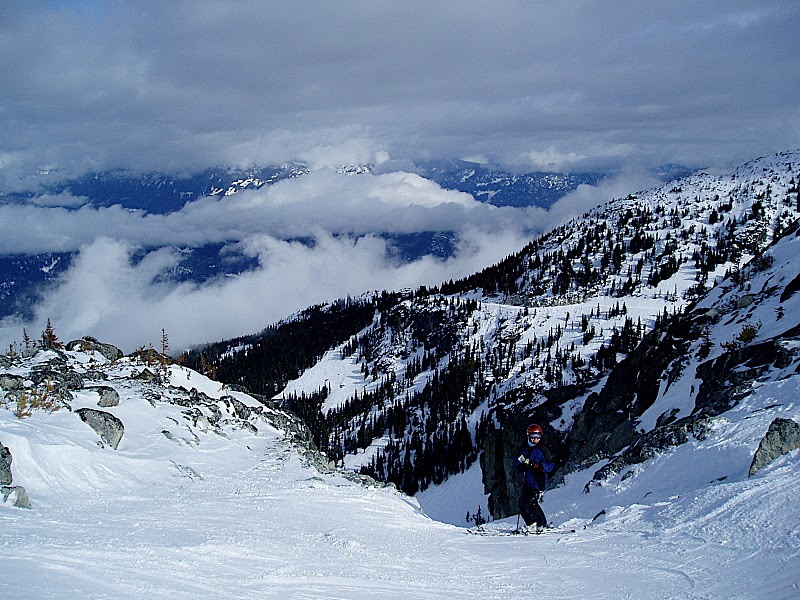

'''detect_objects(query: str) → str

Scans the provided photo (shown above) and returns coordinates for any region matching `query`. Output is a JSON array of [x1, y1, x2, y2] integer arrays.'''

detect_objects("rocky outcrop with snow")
[[0, 340, 394, 512], [749, 417, 800, 476], [76, 407, 125, 449], [0, 439, 30, 509]]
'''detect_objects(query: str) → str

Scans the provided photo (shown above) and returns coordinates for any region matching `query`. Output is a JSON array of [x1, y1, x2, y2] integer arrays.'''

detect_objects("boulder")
[[1, 485, 31, 509], [749, 418, 800, 477], [76, 408, 124, 449], [87, 385, 121, 407], [0, 373, 24, 391], [65, 337, 124, 362], [0, 442, 12, 485]]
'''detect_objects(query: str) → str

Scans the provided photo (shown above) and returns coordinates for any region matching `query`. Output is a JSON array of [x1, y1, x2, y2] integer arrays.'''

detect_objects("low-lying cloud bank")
[[22, 229, 529, 353], [1, 170, 528, 254], [3, 171, 655, 352]]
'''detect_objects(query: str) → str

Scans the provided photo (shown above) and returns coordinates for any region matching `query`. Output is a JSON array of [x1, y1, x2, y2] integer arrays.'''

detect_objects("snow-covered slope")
[[3, 150, 800, 598], [1, 344, 798, 598], [262, 150, 800, 507]]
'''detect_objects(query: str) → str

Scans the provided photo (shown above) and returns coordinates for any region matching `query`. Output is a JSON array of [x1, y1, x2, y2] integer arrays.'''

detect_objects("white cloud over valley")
[[25, 228, 532, 353], [0, 168, 667, 352]]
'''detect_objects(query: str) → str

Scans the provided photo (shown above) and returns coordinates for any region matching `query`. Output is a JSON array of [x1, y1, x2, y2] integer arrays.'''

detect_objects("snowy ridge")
[[1, 339, 799, 597], [266, 150, 800, 498]]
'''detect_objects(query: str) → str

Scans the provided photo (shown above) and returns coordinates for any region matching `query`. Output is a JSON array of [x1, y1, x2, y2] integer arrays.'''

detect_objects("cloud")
[[0, 160, 683, 356], [25, 227, 532, 353], [8, 167, 660, 353], [0, 170, 535, 254], [0, 1, 797, 187], [523, 146, 589, 172], [27, 191, 89, 207]]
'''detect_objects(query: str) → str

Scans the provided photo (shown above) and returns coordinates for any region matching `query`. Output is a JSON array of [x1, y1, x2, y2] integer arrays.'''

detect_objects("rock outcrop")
[[694, 338, 797, 419], [749, 418, 800, 477], [565, 312, 699, 473], [0, 442, 31, 509], [1, 485, 31, 509], [65, 337, 124, 362], [76, 408, 125, 449], [585, 416, 714, 492], [0, 441, 12, 485], [87, 385, 121, 408]]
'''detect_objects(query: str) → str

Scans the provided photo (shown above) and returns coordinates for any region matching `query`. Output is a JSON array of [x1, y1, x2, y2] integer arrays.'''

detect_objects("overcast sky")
[[1, 0, 798, 185], [1, 1, 799, 352]]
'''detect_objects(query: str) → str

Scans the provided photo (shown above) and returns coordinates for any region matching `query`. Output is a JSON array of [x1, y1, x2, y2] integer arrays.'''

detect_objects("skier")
[[515, 423, 554, 532]]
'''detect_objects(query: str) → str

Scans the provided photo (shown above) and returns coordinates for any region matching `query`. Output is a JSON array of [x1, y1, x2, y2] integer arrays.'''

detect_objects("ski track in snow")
[[2, 408, 798, 599], [3, 322, 800, 599]]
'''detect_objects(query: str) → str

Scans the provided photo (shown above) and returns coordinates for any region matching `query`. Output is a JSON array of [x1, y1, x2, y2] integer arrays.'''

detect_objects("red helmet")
[[526, 424, 543, 435]]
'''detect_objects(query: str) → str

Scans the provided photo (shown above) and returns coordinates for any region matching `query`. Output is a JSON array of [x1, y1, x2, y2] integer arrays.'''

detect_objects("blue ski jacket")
[[515, 444, 554, 490]]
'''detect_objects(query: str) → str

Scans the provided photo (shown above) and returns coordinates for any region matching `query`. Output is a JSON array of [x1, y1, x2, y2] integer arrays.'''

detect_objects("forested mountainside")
[[183, 150, 800, 513]]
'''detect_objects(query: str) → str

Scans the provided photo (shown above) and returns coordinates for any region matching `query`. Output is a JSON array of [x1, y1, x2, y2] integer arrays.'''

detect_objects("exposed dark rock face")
[[585, 416, 714, 492], [749, 418, 800, 477], [76, 408, 125, 449], [695, 339, 797, 418], [779, 272, 800, 302], [566, 313, 698, 472], [0, 442, 12, 485]]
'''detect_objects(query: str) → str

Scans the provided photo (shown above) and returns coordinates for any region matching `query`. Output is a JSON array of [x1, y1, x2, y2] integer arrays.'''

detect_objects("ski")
[[466, 526, 577, 537]]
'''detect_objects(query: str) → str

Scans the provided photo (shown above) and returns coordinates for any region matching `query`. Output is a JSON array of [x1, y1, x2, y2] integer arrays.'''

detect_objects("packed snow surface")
[[1, 354, 798, 599]]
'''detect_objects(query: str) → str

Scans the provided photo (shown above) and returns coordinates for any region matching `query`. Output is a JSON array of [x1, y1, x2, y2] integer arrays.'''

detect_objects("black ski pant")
[[520, 486, 547, 527]]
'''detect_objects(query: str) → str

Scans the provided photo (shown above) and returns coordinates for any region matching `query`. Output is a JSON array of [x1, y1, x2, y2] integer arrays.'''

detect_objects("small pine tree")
[[41, 319, 62, 350], [161, 328, 169, 356], [22, 328, 33, 356], [159, 329, 170, 380]]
